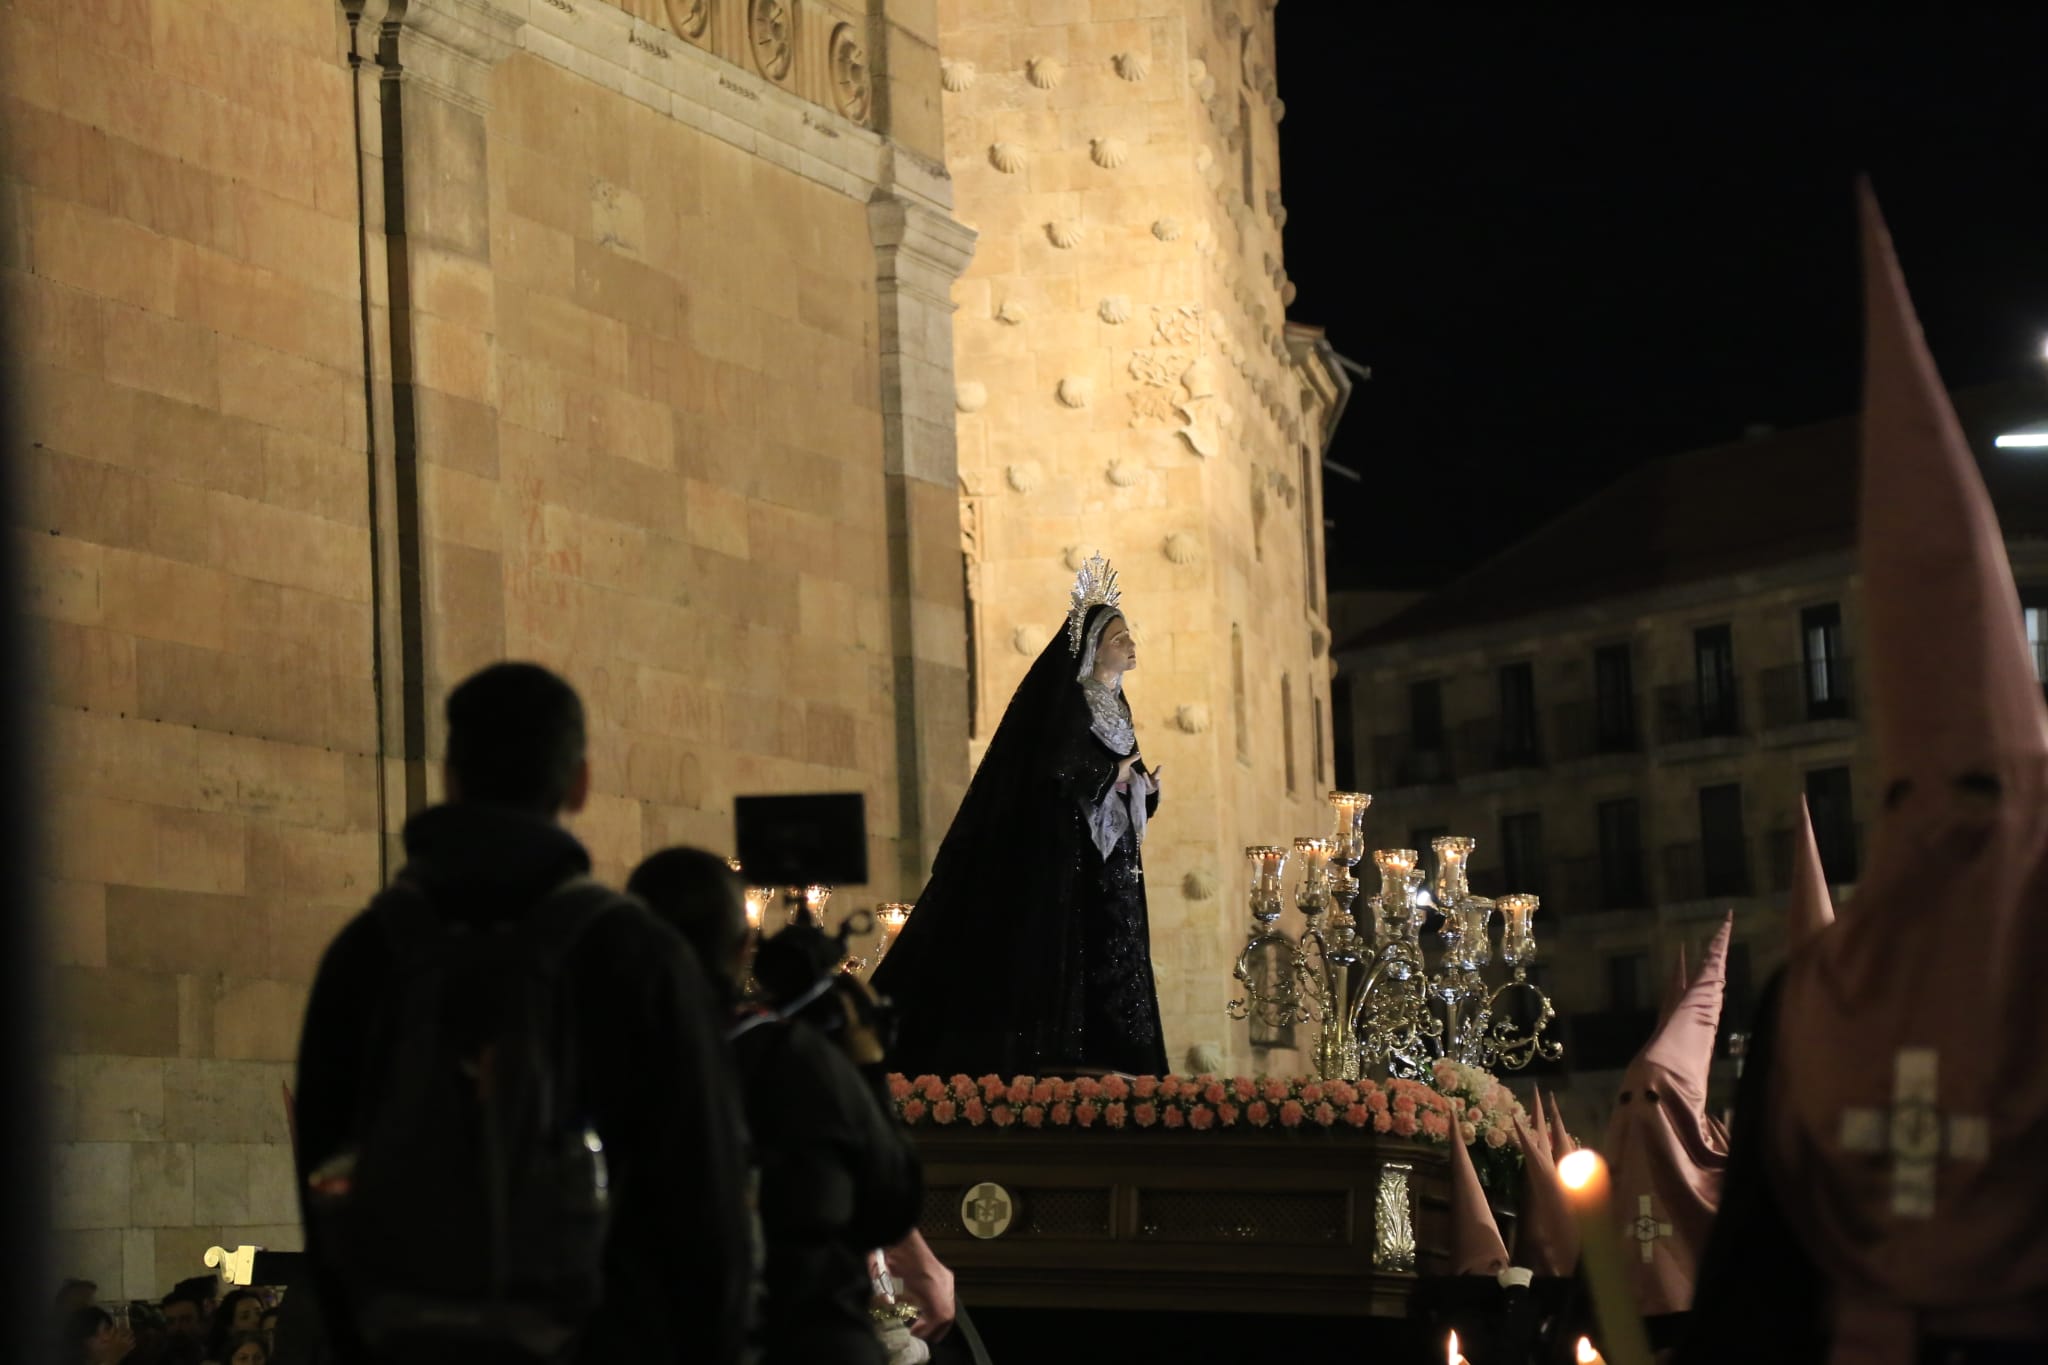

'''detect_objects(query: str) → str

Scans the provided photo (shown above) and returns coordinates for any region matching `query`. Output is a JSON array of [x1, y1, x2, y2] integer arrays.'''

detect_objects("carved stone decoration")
[[1282, 280, 1299, 306], [1128, 351, 1185, 388], [1006, 462, 1042, 492], [1113, 51, 1150, 82], [1090, 137, 1129, 169], [1272, 97, 1287, 122], [1056, 376, 1093, 409], [748, 0, 793, 82], [1187, 58, 1207, 85], [1194, 145, 1214, 172], [1127, 389, 1179, 428], [996, 299, 1027, 325], [1063, 546, 1090, 572], [1163, 531, 1203, 565], [1375, 1163, 1418, 1272], [1195, 72, 1218, 100], [955, 381, 988, 414], [1151, 217, 1183, 241], [1311, 626, 1328, 658], [1181, 357, 1217, 399], [1152, 304, 1203, 347], [1098, 295, 1132, 325], [941, 59, 976, 92], [1012, 627, 1042, 656], [1107, 459, 1142, 488], [664, 0, 710, 40], [1182, 868, 1219, 902], [1026, 56, 1064, 89], [828, 24, 871, 123], [1176, 419, 1218, 458], [989, 142, 1026, 173], [1173, 703, 1212, 734], [1046, 221, 1084, 249]]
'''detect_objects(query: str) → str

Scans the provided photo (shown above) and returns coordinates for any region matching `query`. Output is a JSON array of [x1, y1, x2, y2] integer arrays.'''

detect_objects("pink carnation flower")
[[1485, 1125, 1509, 1149], [1103, 1075, 1130, 1101], [889, 1076, 915, 1101], [1006, 1080, 1032, 1106], [992, 1104, 1016, 1128], [1188, 1105, 1215, 1130], [947, 1073, 974, 1093], [1392, 1093, 1417, 1117], [1459, 1121, 1478, 1145], [1326, 1080, 1358, 1108], [1232, 1075, 1257, 1100], [977, 1073, 1004, 1092], [933, 1100, 957, 1125], [1218, 1102, 1240, 1126], [982, 1078, 1006, 1103], [1050, 1101, 1073, 1126], [1030, 1081, 1055, 1106], [1372, 1111, 1393, 1134], [1051, 1080, 1076, 1105], [1162, 1105, 1186, 1129], [1203, 1082, 1227, 1106], [1133, 1075, 1160, 1100], [1075, 1101, 1100, 1127], [1279, 1100, 1305, 1128], [964, 1098, 987, 1125], [1076, 1076, 1104, 1101], [1262, 1078, 1290, 1104], [1134, 1102, 1158, 1128], [902, 1099, 927, 1123], [1421, 1110, 1451, 1141], [1366, 1090, 1389, 1114], [950, 1075, 979, 1101], [1391, 1113, 1419, 1138], [1343, 1103, 1369, 1128], [1300, 1082, 1325, 1105], [1247, 1100, 1272, 1128], [1314, 1102, 1336, 1127], [1157, 1076, 1182, 1101], [921, 1077, 948, 1102], [1022, 1104, 1045, 1128], [1105, 1102, 1128, 1129]]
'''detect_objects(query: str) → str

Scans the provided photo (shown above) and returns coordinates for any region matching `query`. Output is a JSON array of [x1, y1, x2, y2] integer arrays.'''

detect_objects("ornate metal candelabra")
[[1228, 794, 1562, 1080]]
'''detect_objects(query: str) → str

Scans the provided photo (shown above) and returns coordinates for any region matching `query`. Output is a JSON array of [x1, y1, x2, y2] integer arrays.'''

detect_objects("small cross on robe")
[[1628, 1194, 1673, 1263], [1838, 1047, 1990, 1218]]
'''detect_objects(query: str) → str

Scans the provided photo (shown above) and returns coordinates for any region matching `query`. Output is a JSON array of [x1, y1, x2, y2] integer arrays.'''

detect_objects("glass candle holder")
[[744, 887, 771, 931], [1374, 848, 1419, 905], [1245, 845, 1290, 925], [1459, 897, 1496, 969], [1294, 838, 1333, 915], [1327, 791, 1373, 869], [1498, 893, 1539, 967], [1432, 835, 1476, 910]]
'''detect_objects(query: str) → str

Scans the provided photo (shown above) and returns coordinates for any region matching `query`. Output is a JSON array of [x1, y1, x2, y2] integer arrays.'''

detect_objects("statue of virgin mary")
[[873, 556, 1169, 1078]]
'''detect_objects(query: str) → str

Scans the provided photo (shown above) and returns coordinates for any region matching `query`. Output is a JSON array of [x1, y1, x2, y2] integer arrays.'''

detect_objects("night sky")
[[1276, 10, 2048, 590]]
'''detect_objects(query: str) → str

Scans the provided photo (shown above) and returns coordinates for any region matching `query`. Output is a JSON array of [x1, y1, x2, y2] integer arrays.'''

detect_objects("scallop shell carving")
[[996, 299, 1028, 325], [1271, 97, 1287, 122], [940, 59, 976, 92], [1173, 703, 1212, 734], [1282, 280, 1298, 306], [1046, 220, 1084, 249], [1063, 545, 1089, 572], [1090, 137, 1128, 169], [1106, 459, 1142, 487], [1026, 56, 1064, 89], [1181, 868, 1219, 902], [955, 381, 988, 414], [1113, 51, 1150, 82], [1012, 626, 1041, 655], [1163, 531, 1203, 565], [1194, 145, 1215, 172], [1055, 376, 1093, 409], [1151, 217, 1183, 242], [989, 142, 1025, 174], [1098, 295, 1133, 325], [1187, 58, 1207, 85], [1006, 461, 1042, 492]]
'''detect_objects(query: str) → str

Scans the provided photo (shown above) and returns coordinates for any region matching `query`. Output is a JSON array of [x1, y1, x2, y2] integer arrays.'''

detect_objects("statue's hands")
[[1116, 753, 1141, 784]]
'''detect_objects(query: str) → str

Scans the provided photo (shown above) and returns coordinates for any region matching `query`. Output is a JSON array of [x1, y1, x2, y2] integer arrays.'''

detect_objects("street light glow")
[[1996, 434, 2048, 450]]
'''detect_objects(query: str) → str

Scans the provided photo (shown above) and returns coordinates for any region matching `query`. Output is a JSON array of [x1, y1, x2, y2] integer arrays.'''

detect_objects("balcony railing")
[[1551, 853, 1651, 913], [1551, 699, 1641, 761], [1655, 680, 1745, 745], [1765, 822, 1864, 890], [1662, 838, 1756, 902], [1452, 716, 1544, 776], [1368, 733, 1453, 788], [1758, 658, 1856, 730]]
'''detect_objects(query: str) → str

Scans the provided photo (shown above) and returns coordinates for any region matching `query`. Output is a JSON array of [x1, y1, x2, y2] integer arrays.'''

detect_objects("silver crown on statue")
[[1066, 553, 1122, 655]]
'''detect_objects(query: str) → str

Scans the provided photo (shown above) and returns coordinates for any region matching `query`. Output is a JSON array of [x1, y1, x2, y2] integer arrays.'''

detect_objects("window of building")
[[1499, 661, 1539, 764], [1699, 782, 1749, 897], [1313, 695, 1327, 787], [1500, 811, 1545, 898], [1801, 602, 1847, 719], [1232, 624, 1249, 764], [1238, 92, 1256, 210], [2025, 596, 2048, 684], [961, 553, 978, 739], [1695, 624, 1738, 735], [1607, 952, 1649, 1012], [1594, 642, 1636, 751], [1410, 679, 1444, 750], [1805, 766, 1858, 884], [1332, 678, 1357, 790], [1282, 673, 1298, 795], [1723, 939, 1754, 1033], [1299, 443, 1320, 611], [1596, 797, 1646, 909]]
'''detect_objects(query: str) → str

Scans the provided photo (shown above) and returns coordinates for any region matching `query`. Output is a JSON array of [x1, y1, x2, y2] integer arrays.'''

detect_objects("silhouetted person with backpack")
[[294, 663, 752, 1365], [627, 849, 920, 1365]]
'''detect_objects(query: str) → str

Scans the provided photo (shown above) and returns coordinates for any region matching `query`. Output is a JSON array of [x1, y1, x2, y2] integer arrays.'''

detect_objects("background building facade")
[[6, 0, 1334, 1291], [1333, 382, 2048, 1134]]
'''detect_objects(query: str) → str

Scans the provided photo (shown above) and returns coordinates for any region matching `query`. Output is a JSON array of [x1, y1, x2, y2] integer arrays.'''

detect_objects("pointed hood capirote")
[[1786, 796, 1837, 952], [1762, 184, 2048, 1360], [1448, 1128, 1511, 1277], [1510, 1113, 1579, 1278], [1657, 942, 1691, 1026], [1603, 914, 1733, 1317]]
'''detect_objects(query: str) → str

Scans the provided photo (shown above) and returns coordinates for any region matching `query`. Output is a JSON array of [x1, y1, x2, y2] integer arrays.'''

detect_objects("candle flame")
[[1558, 1147, 1602, 1190], [1576, 1337, 1601, 1364], [1447, 1330, 1460, 1365]]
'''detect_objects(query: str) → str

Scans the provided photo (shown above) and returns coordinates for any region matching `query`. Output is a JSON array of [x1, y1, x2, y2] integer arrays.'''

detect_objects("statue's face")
[[1095, 616, 1136, 674]]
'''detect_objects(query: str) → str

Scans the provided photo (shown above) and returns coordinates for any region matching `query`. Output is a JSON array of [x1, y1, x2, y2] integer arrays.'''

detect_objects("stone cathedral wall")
[[939, 0, 1338, 1071], [6, 0, 971, 1297]]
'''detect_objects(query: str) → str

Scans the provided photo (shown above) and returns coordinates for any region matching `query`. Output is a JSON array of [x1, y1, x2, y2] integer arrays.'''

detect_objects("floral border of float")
[[888, 1060, 1533, 1191]]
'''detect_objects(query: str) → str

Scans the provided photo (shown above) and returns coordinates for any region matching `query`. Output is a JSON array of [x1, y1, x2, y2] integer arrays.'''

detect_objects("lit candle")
[[1446, 1329, 1469, 1365], [1576, 1338, 1605, 1365], [1556, 1150, 1652, 1365]]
